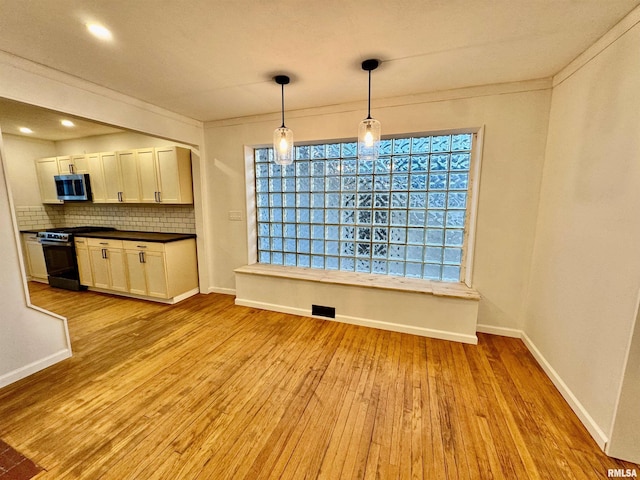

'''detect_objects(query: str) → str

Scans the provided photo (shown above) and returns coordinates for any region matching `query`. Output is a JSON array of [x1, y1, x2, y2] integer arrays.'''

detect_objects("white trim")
[[236, 263, 479, 300], [244, 145, 258, 265], [205, 78, 552, 128], [521, 332, 609, 450], [235, 298, 478, 345], [86, 287, 199, 304], [476, 324, 522, 338], [208, 286, 237, 296], [464, 126, 484, 287], [0, 349, 71, 389], [553, 6, 640, 88]]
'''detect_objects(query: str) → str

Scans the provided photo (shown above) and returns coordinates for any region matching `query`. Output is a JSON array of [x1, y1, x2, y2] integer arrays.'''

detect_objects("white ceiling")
[[0, 98, 123, 141], [0, 0, 639, 123]]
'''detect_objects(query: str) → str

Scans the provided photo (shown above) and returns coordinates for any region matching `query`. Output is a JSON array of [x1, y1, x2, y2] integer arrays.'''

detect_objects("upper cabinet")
[[35, 157, 63, 204], [35, 154, 96, 203], [134, 147, 194, 204], [34, 146, 193, 205], [58, 155, 89, 174]]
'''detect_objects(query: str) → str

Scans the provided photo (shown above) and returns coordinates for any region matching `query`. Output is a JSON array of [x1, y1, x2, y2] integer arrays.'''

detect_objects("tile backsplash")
[[15, 204, 196, 234]]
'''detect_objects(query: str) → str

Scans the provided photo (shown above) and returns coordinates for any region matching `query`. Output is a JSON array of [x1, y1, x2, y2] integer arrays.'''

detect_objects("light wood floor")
[[0, 283, 637, 479]]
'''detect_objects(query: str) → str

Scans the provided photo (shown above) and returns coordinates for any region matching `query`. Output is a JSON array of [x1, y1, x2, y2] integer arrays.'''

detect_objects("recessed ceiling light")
[[19, 127, 33, 134], [61, 120, 75, 127], [86, 23, 112, 41]]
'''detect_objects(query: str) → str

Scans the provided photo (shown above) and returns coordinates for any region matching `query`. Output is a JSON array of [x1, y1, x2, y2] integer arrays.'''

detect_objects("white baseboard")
[[208, 286, 236, 296], [172, 288, 200, 303], [0, 349, 71, 389], [87, 287, 199, 304], [476, 324, 523, 338], [235, 298, 478, 345], [521, 332, 608, 450]]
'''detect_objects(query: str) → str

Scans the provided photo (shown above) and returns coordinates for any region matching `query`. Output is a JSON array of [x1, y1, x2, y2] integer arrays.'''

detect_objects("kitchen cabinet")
[[95, 150, 142, 203], [136, 146, 193, 204], [22, 233, 48, 283], [58, 155, 89, 174], [118, 150, 142, 202], [87, 238, 128, 292], [86, 153, 107, 202], [125, 241, 167, 297], [101, 151, 124, 203], [124, 239, 197, 299], [35, 146, 193, 205], [35, 157, 63, 204], [35, 155, 90, 203], [74, 237, 93, 287], [153, 146, 193, 204], [76, 233, 197, 302]]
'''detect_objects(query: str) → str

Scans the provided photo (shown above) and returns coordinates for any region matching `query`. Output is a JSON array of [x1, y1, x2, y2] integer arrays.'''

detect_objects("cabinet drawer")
[[87, 238, 124, 248], [74, 237, 89, 246], [123, 240, 165, 253]]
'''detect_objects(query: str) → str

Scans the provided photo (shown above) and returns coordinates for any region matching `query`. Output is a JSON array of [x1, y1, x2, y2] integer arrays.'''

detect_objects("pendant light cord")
[[366, 69, 372, 120], [281, 82, 286, 128]]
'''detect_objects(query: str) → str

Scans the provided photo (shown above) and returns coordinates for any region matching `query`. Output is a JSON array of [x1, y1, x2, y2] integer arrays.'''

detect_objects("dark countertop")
[[77, 230, 196, 243]]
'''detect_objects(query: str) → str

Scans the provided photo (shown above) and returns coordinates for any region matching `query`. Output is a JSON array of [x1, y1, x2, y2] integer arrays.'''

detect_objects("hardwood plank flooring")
[[0, 282, 637, 479]]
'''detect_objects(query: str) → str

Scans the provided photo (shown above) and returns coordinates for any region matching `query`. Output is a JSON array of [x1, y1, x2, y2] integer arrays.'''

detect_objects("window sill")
[[234, 264, 480, 301]]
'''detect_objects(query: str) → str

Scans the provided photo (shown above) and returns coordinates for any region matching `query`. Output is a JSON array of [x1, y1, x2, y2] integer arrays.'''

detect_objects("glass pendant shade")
[[273, 126, 294, 165], [358, 117, 381, 161], [358, 59, 381, 161], [273, 74, 294, 166]]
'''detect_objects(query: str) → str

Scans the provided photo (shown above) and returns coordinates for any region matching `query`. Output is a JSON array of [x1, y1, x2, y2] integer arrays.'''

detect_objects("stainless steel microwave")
[[54, 173, 92, 201]]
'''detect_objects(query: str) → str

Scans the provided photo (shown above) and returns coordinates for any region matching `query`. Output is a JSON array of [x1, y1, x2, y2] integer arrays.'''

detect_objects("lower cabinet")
[[22, 233, 48, 283], [87, 239, 128, 292], [75, 236, 198, 302], [125, 242, 168, 298], [74, 237, 93, 287]]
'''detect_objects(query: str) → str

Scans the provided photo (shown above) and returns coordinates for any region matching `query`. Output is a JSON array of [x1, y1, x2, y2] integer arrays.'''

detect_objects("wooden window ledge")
[[235, 264, 480, 301]]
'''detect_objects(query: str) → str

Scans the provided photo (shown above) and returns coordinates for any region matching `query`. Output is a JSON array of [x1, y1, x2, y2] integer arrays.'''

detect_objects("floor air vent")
[[312, 305, 336, 319]]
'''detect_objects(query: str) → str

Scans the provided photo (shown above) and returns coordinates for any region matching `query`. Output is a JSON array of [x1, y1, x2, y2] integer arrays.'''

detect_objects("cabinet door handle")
[[139, 251, 145, 263], [99, 242, 108, 245], [118, 191, 123, 202], [102, 248, 107, 259], [137, 245, 147, 248]]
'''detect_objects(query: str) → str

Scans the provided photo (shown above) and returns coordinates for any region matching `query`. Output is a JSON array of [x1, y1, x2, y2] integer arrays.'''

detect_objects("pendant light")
[[358, 59, 381, 161], [273, 75, 294, 165]]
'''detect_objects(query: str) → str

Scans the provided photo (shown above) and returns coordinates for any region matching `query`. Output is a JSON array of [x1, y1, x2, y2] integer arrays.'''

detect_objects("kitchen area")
[[2, 98, 201, 305]]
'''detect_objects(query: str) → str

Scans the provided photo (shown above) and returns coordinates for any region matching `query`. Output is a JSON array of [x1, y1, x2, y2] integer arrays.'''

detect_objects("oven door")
[[40, 240, 81, 286]]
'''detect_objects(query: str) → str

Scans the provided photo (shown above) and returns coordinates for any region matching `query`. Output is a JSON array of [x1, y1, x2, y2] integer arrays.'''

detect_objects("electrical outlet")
[[228, 211, 242, 221]]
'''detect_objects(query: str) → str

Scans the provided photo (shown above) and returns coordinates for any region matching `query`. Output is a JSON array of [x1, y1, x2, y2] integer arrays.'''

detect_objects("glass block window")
[[254, 132, 474, 282]]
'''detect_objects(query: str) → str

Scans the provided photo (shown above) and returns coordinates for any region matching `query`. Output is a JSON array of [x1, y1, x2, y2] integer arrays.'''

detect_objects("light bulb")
[[279, 135, 288, 153], [364, 129, 374, 147], [273, 126, 294, 165], [358, 117, 381, 161]]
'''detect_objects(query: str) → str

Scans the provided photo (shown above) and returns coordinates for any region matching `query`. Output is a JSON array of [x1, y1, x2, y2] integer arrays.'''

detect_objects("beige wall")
[[2, 134, 56, 207], [525, 12, 640, 451], [204, 81, 552, 330], [0, 131, 71, 387]]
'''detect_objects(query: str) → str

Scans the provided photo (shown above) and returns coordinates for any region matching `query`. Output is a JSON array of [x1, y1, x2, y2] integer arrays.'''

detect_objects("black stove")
[[37, 226, 115, 290]]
